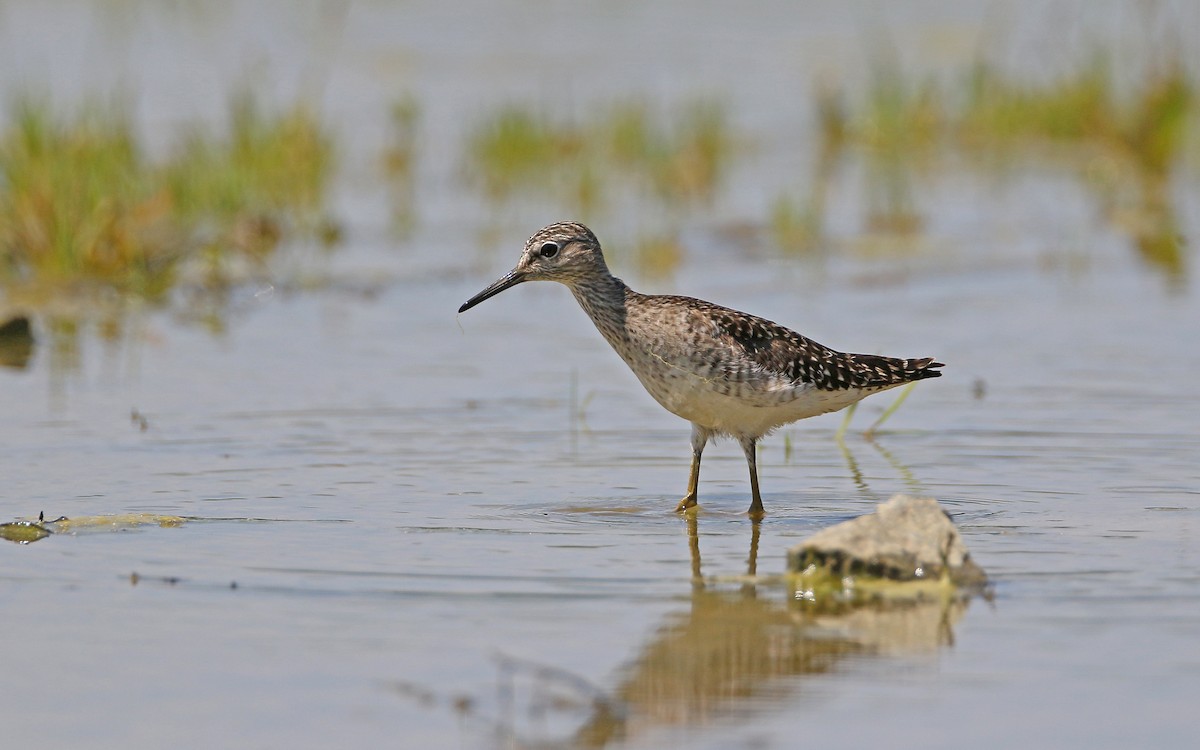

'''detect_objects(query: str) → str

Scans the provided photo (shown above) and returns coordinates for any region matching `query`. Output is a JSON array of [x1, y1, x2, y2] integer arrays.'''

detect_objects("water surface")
[[2, 2, 1199, 749]]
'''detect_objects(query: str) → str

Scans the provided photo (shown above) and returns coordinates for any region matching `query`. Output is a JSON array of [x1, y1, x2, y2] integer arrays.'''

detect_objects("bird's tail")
[[901, 357, 944, 381], [847, 353, 944, 387]]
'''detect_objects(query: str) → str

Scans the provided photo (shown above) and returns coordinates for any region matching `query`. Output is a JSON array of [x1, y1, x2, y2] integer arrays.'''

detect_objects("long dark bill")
[[458, 270, 528, 313]]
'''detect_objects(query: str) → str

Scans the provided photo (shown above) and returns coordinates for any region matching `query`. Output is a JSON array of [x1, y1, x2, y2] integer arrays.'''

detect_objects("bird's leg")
[[740, 436, 765, 518], [676, 452, 701, 511], [676, 425, 709, 512]]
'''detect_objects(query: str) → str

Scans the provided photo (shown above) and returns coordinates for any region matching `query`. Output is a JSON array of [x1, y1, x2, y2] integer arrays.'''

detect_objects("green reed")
[[0, 91, 336, 298]]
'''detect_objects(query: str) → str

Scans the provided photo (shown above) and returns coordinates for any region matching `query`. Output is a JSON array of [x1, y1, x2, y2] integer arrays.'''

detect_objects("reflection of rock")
[[0, 315, 35, 370], [617, 591, 861, 724], [809, 597, 967, 656], [574, 588, 970, 746], [788, 494, 987, 588]]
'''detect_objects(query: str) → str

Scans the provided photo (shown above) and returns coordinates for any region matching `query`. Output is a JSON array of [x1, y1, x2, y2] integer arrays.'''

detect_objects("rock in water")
[[788, 494, 987, 587]]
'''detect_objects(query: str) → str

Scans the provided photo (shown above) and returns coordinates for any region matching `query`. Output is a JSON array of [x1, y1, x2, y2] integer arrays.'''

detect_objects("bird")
[[458, 221, 942, 517]]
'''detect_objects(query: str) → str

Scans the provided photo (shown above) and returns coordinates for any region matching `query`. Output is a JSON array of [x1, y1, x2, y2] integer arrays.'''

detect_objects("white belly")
[[631, 365, 885, 438]]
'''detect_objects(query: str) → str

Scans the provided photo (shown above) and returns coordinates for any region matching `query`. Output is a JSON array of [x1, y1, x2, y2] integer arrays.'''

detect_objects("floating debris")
[[1, 512, 189, 544]]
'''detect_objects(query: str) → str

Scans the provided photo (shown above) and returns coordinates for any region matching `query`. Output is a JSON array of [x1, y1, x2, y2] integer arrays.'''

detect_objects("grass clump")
[[465, 98, 734, 217], [960, 55, 1193, 178], [791, 46, 1194, 279], [167, 91, 337, 254], [769, 193, 823, 255], [465, 98, 734, 275], [821, 50, 1194, 182], [606, 100, 732, 206], [0, 99, 175, 293], [0, 92, 337, 298], [467, 105, 587, 205], [960, 55, 1192, 281], [382, 95, 420, 236]]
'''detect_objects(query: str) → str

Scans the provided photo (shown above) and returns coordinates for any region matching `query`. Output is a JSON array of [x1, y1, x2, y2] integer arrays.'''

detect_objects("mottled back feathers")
[[661, 294, 942, 391]]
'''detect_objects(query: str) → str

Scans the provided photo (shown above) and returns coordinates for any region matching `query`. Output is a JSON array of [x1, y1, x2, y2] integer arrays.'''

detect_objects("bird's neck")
[[569, 272, 632, 346]]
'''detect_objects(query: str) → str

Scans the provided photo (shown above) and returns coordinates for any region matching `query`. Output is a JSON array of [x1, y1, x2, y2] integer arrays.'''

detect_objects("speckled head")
[[458, 221, 609, 313]]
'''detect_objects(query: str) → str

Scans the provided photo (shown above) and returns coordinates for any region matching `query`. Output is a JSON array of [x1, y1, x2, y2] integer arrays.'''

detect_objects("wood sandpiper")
[[458, 222, 943, 517]]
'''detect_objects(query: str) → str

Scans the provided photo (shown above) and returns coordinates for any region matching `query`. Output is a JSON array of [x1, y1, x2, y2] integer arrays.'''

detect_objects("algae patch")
[[1, 512, 189, 544], [0, 519, 51, 543]]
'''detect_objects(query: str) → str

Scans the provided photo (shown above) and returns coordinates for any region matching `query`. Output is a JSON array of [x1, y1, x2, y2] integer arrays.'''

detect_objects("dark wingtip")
[[918, 359, 945, 378], [457, 302, 469, 314]]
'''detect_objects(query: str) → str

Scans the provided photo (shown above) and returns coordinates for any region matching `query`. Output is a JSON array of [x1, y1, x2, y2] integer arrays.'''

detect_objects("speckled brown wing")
[[677, 296, 943, 391]]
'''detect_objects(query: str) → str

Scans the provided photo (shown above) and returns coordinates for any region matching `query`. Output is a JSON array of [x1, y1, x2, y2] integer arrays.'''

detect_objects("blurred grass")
[[961, 55, 1191, 280], [827, 51, 1194, 184], [0, 99, 175, 295], [465, 99, 733, 275], [382, 95, 420, 237], [606, 100, 732, 207], [959, 55, 1192, 178], [469, 105, 585, 205], [468, 99, 732, 211], [167, 91, 336, 252], [0, 91, 337, 299], [800, 48, 1194, 279]]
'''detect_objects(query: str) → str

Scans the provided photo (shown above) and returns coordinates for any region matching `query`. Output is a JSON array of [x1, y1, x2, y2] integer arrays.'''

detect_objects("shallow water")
[[3, 2, 1200, 749]]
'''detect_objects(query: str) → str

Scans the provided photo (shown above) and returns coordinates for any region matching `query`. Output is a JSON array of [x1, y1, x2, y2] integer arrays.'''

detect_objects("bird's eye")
[[539, 242, 559, 259]]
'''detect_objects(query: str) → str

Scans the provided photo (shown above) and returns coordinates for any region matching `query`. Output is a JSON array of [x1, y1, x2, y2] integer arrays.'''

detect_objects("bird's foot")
[[675, 493, 698, 513], [747, 498, 765, 520]]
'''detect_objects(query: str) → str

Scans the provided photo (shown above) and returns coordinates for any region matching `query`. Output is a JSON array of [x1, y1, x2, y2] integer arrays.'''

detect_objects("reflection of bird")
[[459, 222, 943, 516]]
